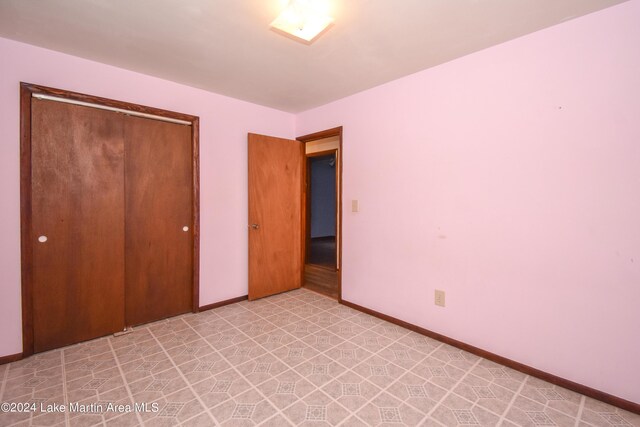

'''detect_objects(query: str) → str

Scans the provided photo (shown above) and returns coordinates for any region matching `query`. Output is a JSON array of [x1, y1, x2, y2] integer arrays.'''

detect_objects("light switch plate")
[[435, 290, 445, 307], [352, 200, 359, 212]]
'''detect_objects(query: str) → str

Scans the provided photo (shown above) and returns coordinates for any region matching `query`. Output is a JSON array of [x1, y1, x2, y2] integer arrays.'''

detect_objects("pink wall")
[[0, 38, 295, 357], [2, 0, 639, 406], [297, 1, 640, 404]]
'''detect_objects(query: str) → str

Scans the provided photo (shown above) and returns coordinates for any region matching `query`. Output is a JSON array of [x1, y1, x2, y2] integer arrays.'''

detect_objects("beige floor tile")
[[104, 411, 141, 426], [580, 397, 640, 426], [218, 339, 269, 366], [8, 350, 61, 375], [1, 287, 637, 427], [370, 323, 411, 340], [108, 329, 155, 351], [517, 380, 582, 418], [340, 415, 371, 426], [191, 367, 252, 410], [138, 387, 206, 426], [202, 329, 250, 352], [294, 354, 348, 387], [235, 320, 279, 341], [321, 370, 382, 412], [282, 390, 351, 426], [210, 388, 277, 425], [505, 406, 576, 427], [185, 315, 235, 337], [430, 344, 481, 372], [357, 392, 425, 426], [288, 303, 327, 318], [0, 406, 32, 425], [323, 341, 373, 369], [411, 356, 472, 391], [256, 368, 316, 410], [386, 371, 447, 415], [376, 341, 426, 370], [162, 339, 217, 367], [324, 319, 368, 341], [270, 339, 321, 368], [176, 351, 231, 384], [128, 367, 189, 400], [3, 374, 64, 401], [451, 372, 514, 416], [470, 359, 527, 392], [431, 394, 502, 426], [235, 353, 290, 386], [351, 354, 407, 389], [252, 328, 297, 351], [323, 304, 359, 319], [264, 312, 304, 327], [396, 332, 442, 356], [350, 330, 395, 353], [66, 365, 127, 402], [348, 312, 386, 330], [180, 411, 216, 426], [300, 330, 345, 353], [307, 313, 348, 329], [259, 413, 296, 426]]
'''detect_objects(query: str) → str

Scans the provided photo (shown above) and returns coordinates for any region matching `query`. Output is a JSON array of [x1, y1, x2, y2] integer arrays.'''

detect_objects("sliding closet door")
[[124, 116, 193, 326], [31, 99, 126, 353]]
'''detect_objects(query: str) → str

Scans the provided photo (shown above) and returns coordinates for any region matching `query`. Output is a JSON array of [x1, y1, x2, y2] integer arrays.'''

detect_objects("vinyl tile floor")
[[1, 288, 638, 426]]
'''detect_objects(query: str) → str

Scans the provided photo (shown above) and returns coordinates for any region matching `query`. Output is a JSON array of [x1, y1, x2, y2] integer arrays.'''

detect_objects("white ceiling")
[[0, 0, 627, 112]]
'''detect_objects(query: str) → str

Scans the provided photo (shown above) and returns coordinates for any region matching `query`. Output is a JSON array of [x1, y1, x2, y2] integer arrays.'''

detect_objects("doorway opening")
[[307, 153, 337, 268], [298, 127, 342, 300]]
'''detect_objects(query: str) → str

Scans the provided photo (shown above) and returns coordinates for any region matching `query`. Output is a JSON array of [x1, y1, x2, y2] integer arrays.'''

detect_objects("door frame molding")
[[19, 82, 201, 357], [297, 126, 343, 301]]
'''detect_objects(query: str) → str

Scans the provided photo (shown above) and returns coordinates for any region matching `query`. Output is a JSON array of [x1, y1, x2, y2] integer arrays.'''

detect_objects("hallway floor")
[[1, 289, 638, 426], [307, 237, 336, 268], [304, 265, 338, 300], [305, 236, 339, 299]]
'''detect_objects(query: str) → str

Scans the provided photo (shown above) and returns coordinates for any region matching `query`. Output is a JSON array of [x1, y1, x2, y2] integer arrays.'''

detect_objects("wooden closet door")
[[124, 116, 193, 326], [31, 99, 126, 353]]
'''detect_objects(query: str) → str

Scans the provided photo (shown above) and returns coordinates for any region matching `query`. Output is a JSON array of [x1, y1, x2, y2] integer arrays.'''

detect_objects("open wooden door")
[[248, 133, 303, 300]]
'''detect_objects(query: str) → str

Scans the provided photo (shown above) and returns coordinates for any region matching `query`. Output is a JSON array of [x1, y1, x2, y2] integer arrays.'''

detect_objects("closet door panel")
[[124, 116, 193, 326], [31, 99, 126, 353]]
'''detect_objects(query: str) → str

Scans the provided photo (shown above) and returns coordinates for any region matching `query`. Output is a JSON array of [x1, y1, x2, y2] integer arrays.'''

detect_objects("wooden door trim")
[[21, 83, 198, 122], [19, 82, 200, 356], [297, 127, 343, 302], [19, 83, 34, 357], [297, 127, 343, 143], [305, 150, 337, 158], [191, 119, 201, 313]]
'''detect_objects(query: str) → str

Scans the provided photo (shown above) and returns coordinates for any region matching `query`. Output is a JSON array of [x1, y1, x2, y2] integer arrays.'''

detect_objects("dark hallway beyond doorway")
[[307, 236, 336, 268], [303, 153, 338, 299], [304, 236, 338, 299]]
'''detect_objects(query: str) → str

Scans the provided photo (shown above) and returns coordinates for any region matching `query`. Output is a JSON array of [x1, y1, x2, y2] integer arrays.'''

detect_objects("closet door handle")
[[182, 226, 189, 232], [250, 224, 260, 230], [38, 235, 48, 243]]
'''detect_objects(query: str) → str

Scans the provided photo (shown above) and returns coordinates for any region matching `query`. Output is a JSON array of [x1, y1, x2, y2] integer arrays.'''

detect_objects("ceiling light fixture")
[[270, 0, 334, 44]]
